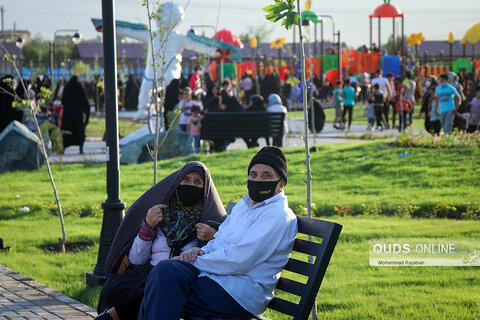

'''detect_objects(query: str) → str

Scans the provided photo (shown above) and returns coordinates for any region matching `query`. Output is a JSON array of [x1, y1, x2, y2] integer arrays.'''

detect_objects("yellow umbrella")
[[461, 22, 480, 44]]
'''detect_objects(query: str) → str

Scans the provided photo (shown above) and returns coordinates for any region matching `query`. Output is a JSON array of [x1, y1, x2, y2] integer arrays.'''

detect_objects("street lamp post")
[[337, 31, 342, 82], [50, 29, 81, 81], [86, 0, 125, 288], [317, 14, 336, 85]]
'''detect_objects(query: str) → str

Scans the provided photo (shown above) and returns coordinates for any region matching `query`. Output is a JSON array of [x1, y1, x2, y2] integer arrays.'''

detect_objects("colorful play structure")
[[207, 0, 478, 86]]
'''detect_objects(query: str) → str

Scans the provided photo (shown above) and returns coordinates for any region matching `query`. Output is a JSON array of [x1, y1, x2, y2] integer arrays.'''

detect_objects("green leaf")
[[263, 0, 299, 30]]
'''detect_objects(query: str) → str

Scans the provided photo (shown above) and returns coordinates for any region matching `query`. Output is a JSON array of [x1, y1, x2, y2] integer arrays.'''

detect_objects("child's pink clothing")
[[187, 114, 203, 136]]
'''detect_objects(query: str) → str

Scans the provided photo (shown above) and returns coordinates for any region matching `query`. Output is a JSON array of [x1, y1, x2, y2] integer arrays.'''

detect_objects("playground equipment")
[[92, 3, 241, 122], [369, 0, 405, 55]]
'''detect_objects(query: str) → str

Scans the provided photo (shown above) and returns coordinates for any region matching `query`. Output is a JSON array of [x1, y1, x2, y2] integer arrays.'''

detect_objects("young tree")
[[264, 1, 316, 317], [1, 48, 67, 253]]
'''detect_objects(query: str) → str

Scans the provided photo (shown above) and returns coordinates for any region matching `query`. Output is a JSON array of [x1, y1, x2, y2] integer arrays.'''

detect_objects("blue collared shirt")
[[194, 191, 298, 316]]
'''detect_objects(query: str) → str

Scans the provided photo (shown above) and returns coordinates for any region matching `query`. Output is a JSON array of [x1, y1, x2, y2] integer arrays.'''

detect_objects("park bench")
[[200, 112, 285, 146], [186, 201, 343, 320]]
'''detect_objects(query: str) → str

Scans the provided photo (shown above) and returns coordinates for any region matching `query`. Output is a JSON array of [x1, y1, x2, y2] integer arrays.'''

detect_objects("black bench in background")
[[200, 112, 285, 148], [186, 202, 343, 320]]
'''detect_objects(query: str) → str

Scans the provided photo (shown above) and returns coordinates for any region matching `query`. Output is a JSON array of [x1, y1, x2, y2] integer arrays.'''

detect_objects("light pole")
[[317, 14, 336, 84], [50, 29, 81, 81], [337, 31, 342, 82], [86, 0, 125, 287], [15, 37, 24, 76], [317, 15, 336, 49]]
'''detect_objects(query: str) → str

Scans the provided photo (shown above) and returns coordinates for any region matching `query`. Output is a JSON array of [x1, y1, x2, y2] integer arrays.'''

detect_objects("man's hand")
[[179, 247, 204, 264], [196, 223, 217, 241], [146, 204, 166, 227]]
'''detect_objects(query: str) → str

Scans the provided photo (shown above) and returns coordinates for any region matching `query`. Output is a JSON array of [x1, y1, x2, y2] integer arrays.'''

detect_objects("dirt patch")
[[40, 241, 95, 253]]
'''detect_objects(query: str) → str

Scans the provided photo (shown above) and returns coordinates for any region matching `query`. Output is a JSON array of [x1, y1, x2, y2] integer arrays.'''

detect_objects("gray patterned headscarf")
[[103, 161, 226, 279]]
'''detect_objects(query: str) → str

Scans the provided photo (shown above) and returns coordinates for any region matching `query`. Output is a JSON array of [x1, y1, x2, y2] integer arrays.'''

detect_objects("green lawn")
[[1, 141, 479, 318], [0, 211, 478, 319], [86, 116, 145, 138], [289, 103, 425, 130], [1, 141, 477, 216]]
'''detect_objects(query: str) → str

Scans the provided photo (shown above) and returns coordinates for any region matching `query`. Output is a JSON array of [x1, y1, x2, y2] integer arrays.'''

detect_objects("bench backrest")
[[200, 112, 285, 140], [226, 202, 342, 320]]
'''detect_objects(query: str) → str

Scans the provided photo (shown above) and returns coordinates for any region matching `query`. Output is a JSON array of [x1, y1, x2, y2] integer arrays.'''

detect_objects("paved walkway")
[[0, 265, 95, 319], [49, 117, 425, 164]]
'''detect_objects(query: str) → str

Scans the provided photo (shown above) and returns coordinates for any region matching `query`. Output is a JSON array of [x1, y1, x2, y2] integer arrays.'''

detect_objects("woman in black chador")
[[0, 75, 23, 133], [61, 76, 90, 153]]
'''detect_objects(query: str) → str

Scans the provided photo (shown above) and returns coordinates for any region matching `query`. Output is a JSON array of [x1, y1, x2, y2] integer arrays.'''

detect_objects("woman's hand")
[[196, 223, 217, 241], [179, 247, 205, 264], [146, 204, 167, 227]]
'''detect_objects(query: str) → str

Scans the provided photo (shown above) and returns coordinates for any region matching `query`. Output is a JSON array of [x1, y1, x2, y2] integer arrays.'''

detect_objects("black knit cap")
[[248, 146, 287, 184]]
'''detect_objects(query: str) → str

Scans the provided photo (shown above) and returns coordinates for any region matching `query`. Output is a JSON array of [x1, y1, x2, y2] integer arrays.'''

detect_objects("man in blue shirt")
[[435, 74, 460, 134], [138, 147, 298, 319], [341, 79, 357, 130]]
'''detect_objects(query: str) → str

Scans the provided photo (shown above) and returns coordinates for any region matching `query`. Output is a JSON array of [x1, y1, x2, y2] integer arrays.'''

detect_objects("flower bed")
[[391, 131, 480, 149]]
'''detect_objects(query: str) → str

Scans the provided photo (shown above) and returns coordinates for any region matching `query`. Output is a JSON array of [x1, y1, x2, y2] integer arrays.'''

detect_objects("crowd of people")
[[0, 74, 90, 154], [1, 64, 479, 156], [165, 66, 288, 153], [323, 69, 479, 134]]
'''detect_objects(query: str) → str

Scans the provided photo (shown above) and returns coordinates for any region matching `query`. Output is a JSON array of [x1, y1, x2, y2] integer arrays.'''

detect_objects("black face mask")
[[247, 179, 281, 202], [176, 185, 203, 206]]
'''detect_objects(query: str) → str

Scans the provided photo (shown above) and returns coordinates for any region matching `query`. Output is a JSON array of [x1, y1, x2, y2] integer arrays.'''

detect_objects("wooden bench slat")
[[283, 258, 314, 276], [194, 203, 343, 320], [292, 238, 322, 257], [275, 277, 308, 297], [267, 297, 300, 317], [296, 215, 333, 238]]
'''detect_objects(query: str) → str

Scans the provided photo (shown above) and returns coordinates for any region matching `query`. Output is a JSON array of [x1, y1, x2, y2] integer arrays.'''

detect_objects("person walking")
[[371, 83, 386, 130], [402, 72, 416, 126], [332, 81, 344, 129], [61, 76, 90, 154], [341, 79, 356, 130], [467, 86, 480, 133], [434, 74, 460, 134], [371, 70, 392, 129], [396, 91, 413, 133]]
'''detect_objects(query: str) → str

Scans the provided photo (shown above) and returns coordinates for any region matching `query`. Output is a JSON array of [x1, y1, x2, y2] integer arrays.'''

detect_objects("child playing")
[[371, 83, 386, 130], [364, 103, 375, 131], [187, 105, 203, 153], [396, 91, 414, 133]]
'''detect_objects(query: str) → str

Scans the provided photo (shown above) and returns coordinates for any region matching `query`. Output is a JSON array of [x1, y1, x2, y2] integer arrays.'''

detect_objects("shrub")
[[362, 199, 382, 216], [391, 130, 480, 149], [432, 201, 457, 219], [334, 205, 353, 217], [462, 202, 480, 220], [394, 201, 420, 217]]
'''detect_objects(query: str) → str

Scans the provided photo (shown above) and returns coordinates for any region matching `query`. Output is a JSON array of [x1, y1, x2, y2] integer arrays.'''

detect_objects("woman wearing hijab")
[[0, 75, 23, 133], [267, 94, 288, 147], [96, 161, 226, 320], [61, 76, 90, 154]]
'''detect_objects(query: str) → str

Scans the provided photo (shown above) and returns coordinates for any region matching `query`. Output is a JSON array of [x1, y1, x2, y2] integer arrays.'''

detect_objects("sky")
[[4, 0, 480, 49]]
